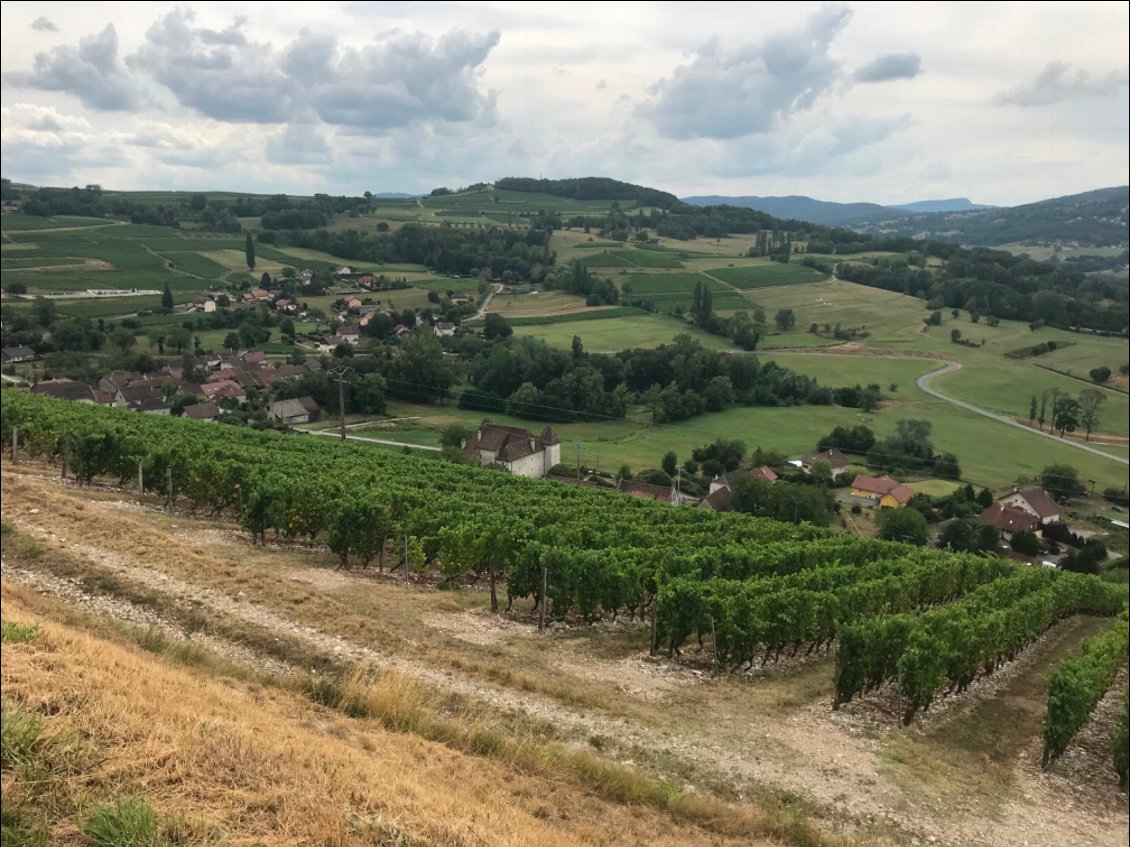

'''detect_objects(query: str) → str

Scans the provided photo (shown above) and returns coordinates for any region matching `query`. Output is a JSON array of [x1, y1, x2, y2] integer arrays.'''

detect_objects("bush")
[[1010, 531, 1042, 556], [1102, 487, 1129, 507]]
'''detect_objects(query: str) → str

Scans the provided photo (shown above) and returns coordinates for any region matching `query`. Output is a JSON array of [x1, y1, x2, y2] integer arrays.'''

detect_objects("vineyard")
[[3, 391, 1126, 725]]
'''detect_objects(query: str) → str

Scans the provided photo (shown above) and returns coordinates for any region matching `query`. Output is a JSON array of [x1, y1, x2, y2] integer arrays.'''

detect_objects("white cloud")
[[993, 60, 1128, 106], [637, 4, 852, 139], [5, 24, 144, 110]]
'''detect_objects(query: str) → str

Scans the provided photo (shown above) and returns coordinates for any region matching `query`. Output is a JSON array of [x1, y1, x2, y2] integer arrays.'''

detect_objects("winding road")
[[917, 359, 1128, 466]]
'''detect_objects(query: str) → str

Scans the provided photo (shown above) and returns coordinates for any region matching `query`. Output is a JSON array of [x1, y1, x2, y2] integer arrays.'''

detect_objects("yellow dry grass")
[[1, 586, 773, 846]]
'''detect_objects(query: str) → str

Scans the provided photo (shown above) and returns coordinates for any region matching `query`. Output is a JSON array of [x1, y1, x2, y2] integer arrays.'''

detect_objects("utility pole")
[[328, 366, 353, 443], [573, 440, 584, 480]]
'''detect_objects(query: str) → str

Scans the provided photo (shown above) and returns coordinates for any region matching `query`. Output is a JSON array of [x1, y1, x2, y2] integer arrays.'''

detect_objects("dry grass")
[[0, 589, 803, 846]]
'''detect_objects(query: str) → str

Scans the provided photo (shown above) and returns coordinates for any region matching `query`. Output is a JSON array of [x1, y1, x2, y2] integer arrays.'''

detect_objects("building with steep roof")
[[999, 487, 1061, 525], [462, 418, 561, 478]]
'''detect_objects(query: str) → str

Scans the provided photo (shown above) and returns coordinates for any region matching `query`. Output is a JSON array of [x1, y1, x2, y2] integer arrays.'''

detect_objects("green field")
[[580, 251, 636, 268], [0, 214, 116, 232], [513, 313, 734, 352], [706, 263, 827, 289], [621, 272, 749, 311]]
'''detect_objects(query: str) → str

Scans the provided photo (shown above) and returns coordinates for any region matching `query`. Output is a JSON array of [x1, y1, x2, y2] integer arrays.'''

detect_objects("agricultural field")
[[0, 213, 115, 232], [619, 272, 749, 311], [513, 313, 734, 354], [706, 262, 828, 289], [2, 399, 1126, 847]]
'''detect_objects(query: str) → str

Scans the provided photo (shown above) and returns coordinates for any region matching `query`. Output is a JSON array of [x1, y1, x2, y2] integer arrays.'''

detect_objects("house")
[[999, 487, 1061, 525], [344, 296, 363, 310], [317, 335, 346, 353], [115, 384, 167, 411], [1, 346, 36, 364], [799, 448, 850, 479], [697, 486, 733, 511], [617, 479, 675, 504], [708, 466, 777, 495], [450, 295, 471, 306], [462, 419, 561, 478], [357, 275, 376, 288], [393, 324, 412, 339], [241, 351, 268, 366], [339, 325, 361, 345], [334, 266, 353, 277], [135, 396, 172, 415], [182, 402, 221, 422], [32, 378, 99, 404], [267, 396, 321, 425], [749, 466, 778, 483], [200, 380, 244, 403], [433, 321, 457, 337], [978, 504, 1040, 536], [849, 474, 915, 508]]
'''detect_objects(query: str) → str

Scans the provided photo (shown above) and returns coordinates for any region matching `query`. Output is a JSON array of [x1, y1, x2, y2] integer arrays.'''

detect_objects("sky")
[[1, 1, 1127, 206]]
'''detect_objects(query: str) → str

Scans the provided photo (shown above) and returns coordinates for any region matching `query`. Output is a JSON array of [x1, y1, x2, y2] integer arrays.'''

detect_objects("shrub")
[[84, 796, 158, 847]]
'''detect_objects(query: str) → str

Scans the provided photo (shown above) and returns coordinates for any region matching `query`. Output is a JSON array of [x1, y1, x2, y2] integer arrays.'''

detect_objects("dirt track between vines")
[[1, 465, 1125, 847]]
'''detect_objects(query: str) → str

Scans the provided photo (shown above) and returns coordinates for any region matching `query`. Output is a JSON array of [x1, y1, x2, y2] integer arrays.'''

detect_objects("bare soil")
[[2, 463, 1126, 847]]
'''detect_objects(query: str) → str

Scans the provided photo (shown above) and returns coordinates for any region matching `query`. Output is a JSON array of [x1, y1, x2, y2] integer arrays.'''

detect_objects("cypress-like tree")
[[161, 282, 174, 310], [245, 232, 256, 270]]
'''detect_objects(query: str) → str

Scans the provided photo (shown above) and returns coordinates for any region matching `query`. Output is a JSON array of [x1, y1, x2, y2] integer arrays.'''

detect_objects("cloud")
[[853, 53, 921, 83], [128, 9, 302, 123], [31, 17, 58, 32], [122, 10, 498, 131], [265, 123, 331, 165], [993, 61, 1129, 106], [637, 4, 852, 139], [0, 105, 127, 181], [5, 24, 143, 110], [294, 29, 500, 129]]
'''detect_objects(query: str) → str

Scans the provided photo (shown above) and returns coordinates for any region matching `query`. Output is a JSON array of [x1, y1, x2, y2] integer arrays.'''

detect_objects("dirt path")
[[2, 468, 1126, 847]]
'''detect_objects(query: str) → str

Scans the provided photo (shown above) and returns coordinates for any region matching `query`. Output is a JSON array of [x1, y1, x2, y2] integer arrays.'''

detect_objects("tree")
[[280, 317, 296, 342], [933, 452, 961, 479], [1077, 388, 1105, 441], [483, 313, 513, 339], [1040, 464, 1086, 500], [661, 451, 678, 477], [167, 326, 192, 354], [939, 519, 975, 552], [571, 334, 584, 360], [110, 327, 136, 353], [950, 328, 962, 343], [1010, 531, 1042, 556], [32, 297, 58, 327], [260, 271, 271, 288], [878, 508, 929, 546], [1028, 395, 1038, 424], [1089, 366, 1111, 383], [161, 282, 174, 311], [440, 423, 471, 450], [774, 308, 796, 331], [1037, 389, 1050, 431], [1052, 397, 1079, 436], [245, 232, 256, 270], [223, 332, 241, 352]]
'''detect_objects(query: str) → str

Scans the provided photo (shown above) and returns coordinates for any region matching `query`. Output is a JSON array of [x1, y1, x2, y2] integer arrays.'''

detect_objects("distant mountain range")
[[845, 186, 1128, 246], [680, 187, 1127, 246], [374, 192, 417, 199], [680, 194, 992, 225]]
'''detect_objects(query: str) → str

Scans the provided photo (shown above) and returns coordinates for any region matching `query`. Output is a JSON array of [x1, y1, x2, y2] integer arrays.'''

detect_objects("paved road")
[[917, 359, 1128, 466], [302, 427, 441, 452], [471, 283, 503, 320]]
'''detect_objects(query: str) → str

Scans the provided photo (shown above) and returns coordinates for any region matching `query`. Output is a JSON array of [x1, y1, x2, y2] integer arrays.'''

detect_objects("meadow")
[[513, 313, 734, 352], [620, 272, 750, 311]]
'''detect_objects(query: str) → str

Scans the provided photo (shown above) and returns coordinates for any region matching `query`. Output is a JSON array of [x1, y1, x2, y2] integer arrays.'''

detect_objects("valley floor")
[[2, 463, 1127, 846]]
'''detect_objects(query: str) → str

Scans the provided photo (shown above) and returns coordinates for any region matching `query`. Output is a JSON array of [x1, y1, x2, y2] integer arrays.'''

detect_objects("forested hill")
[[682, 194, 896, 225], [847, 186, 1129, 246], [494, 177, 682, 209]]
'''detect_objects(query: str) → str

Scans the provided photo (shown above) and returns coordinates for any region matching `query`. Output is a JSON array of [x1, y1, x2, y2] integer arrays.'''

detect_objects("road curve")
[[917, 359, 1128, 466]]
